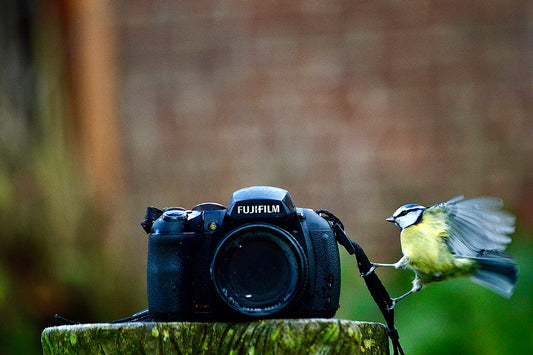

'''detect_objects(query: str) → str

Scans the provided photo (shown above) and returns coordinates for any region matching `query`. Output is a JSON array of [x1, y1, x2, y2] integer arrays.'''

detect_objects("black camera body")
[[143, 186, 341, 321]]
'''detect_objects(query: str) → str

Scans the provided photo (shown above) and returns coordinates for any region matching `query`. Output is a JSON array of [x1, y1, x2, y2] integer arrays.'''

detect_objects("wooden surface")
[[42, 319, 389, 354]]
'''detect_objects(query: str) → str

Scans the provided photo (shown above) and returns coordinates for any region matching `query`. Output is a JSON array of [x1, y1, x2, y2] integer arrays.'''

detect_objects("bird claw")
[[386, 299, 397, 311], [360, 264, 377, 277]]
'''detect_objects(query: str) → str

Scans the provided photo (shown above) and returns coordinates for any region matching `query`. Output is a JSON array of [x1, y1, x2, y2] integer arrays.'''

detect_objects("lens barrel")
[[211, 224, 307, 317]]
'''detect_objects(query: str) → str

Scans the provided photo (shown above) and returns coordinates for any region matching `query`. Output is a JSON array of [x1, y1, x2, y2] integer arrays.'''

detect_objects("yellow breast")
[[400, 213, 459, 279]]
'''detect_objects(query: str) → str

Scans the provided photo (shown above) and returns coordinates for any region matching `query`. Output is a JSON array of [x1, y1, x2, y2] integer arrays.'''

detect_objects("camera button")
[[163, 210, 188, 221], [208, 221, 218, 231]]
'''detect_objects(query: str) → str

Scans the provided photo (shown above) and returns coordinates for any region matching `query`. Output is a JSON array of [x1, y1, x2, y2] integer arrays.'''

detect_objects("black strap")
[[317, 210, 404, 355], [54, 314, 80, 325], [54, 309, 151, 325], [109, 309, 152, 323]]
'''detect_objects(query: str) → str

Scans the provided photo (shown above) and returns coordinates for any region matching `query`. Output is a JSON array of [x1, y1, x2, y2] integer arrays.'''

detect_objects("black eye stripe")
[[396, 208, 423, 218]]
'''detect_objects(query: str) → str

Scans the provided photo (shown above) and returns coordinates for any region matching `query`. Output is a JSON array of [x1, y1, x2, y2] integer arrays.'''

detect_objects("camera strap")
[[55, 309, 152, 325], [316, 210, 404, 355]]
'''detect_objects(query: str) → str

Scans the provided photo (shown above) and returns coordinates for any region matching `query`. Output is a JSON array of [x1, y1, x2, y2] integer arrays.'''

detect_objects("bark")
[[42, 319, 388, 354]]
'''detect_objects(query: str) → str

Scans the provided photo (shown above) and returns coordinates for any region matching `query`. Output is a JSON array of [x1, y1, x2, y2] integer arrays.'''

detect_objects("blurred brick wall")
[[111, 1, 533, 259]]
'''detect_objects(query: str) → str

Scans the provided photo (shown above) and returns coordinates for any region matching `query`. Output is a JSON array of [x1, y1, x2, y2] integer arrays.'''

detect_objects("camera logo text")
[[236, 204, 281, 214]]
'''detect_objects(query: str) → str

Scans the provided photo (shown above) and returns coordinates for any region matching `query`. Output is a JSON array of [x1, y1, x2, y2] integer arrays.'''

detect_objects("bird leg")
[[361, 257, 409, 277], [387, 278, 423, 310], [360, 263, 396, 277]]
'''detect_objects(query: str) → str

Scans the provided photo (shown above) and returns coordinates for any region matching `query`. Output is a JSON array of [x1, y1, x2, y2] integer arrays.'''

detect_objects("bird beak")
[[386, 216, 395, 223]]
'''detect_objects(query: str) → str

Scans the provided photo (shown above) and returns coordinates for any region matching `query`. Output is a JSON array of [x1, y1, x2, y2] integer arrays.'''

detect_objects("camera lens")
[[211, 224, 306, 317]]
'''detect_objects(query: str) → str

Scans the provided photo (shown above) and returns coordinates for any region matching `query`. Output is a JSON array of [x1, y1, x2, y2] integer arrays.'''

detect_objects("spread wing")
[[425, 196, 515, 257]]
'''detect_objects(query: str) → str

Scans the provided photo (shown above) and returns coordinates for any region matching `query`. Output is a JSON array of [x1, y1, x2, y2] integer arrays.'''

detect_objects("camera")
[[142, 186, 341, 321]]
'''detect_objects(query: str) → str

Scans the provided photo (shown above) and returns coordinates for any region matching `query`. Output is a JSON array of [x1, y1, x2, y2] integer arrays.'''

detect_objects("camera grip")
[[147, 234, 197, 320]]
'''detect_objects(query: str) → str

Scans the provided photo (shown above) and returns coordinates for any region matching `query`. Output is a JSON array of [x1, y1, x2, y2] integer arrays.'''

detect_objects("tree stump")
[[42, 319, 389, 354]]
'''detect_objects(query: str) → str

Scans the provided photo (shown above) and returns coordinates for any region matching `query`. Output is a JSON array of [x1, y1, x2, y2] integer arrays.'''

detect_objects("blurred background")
[[1, 0, 532, 353]]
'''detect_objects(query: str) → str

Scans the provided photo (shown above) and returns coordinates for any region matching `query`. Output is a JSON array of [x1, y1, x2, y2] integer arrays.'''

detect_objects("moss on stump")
[[42, 318, 388, 354]]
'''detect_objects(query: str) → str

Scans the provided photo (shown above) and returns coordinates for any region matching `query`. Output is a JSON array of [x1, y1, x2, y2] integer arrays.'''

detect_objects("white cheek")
[[397, 219, 408, 229], [398, 213, 421, 229]]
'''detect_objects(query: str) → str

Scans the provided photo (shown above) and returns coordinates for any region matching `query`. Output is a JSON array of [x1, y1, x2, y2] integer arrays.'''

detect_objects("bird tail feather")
[[469, 251, 518, 298]]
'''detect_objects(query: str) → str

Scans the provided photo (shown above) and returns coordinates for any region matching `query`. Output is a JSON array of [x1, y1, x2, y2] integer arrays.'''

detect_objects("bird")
[[370, 196, 518, 310]]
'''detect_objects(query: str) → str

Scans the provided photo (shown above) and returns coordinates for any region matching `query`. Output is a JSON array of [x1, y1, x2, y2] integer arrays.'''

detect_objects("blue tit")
[[371, 196, 518, 309]]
